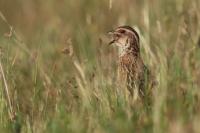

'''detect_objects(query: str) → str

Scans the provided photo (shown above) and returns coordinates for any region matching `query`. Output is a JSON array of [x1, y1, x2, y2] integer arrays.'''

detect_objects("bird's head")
[[108, 26, 140, 56]]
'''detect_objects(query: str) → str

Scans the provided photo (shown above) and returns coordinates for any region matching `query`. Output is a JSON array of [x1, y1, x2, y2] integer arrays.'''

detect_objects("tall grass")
[[0, 0, 200, 132]]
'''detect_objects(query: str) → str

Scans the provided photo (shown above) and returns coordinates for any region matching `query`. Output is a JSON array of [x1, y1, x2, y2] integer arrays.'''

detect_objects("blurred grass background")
[[0, 0, 200, 133]]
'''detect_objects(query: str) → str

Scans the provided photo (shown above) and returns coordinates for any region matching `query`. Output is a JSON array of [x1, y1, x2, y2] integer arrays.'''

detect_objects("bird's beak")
[[107, 30, 115, 45]]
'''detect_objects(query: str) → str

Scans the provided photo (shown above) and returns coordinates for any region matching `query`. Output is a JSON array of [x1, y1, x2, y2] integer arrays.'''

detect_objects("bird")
[[108, 25, 153, 102]]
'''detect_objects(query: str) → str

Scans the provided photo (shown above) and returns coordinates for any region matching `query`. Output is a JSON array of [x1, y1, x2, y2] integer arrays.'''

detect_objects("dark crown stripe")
[[118, 26, 140, 43]]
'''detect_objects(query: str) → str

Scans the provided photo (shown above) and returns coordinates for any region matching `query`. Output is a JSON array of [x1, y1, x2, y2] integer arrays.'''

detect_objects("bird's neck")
[[118, 47, 139, 58], [118, 47, 141, 68]]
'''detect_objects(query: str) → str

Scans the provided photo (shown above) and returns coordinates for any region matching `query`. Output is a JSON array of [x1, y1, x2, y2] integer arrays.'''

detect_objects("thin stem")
[[0, 57, 14, 121]]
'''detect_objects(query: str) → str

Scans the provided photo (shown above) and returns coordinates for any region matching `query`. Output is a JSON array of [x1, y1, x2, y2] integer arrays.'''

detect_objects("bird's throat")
[[118, 47, 127, 57], [118, 46, 139, 57]]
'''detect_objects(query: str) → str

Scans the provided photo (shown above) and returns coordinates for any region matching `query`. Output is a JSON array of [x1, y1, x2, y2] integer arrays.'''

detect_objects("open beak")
[[107, 30, 115, 45]]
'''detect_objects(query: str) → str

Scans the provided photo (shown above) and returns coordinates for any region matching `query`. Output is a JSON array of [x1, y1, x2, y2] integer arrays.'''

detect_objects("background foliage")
[[0, 0, 200, 132]]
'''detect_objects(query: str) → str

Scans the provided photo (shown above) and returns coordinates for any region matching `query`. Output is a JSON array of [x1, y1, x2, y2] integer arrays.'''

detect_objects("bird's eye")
[[118, 30, 126, 34]]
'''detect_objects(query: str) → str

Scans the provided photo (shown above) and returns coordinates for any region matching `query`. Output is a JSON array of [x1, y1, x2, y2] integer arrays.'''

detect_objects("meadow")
[[0, 0, 200, 132]]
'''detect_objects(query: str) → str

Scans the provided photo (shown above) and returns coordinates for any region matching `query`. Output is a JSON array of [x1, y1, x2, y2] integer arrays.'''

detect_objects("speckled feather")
[[118, 50, 150, 98]]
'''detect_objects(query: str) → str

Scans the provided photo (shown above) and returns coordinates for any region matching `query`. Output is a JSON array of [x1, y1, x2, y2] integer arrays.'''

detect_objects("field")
[[0, 0, 200, 133]]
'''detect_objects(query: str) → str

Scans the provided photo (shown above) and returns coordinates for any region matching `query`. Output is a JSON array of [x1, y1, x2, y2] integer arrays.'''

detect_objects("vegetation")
[[0, 0, 200, 132]]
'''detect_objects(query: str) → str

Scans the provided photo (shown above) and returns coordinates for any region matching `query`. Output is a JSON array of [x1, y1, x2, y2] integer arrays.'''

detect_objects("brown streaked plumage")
[[108, 26, 153, 100]]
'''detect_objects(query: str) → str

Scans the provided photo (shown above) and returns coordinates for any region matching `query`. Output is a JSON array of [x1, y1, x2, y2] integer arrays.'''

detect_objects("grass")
[[0, 0, 200, 132]]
